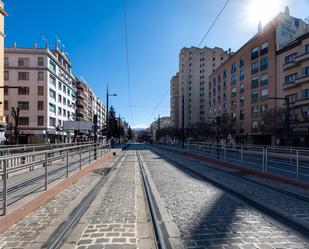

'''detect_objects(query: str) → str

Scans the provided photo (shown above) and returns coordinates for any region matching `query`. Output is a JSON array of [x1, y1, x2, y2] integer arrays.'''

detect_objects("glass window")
[[260, 57, 268, 70], [18, 87, 29, 95], [239, 56, 245, 68], [38, 116, 44, 126], [261, 88, 268, 98], [303, 66, 309, 76], [63, 97, 66, 105], [285, 53, 297, 64], [38, 57, 44, 66], [49, 60, 56, 72], [252, 91, 258, 102], [58, 107, 62, 115], [38, 71, 44, 81], [251, 77, 259, 89], [58, 94, 62, 103], [38, 101, 44, 110], [260, 74, 268, 86], [251, 62, 258, 74], [18, 101, 29, 110], [251, 47, 259, 60], [240, 83, 244, 94], [261, 104, 268, 112], [18, 72, 29, 81], [49, 117, 56, 127], [49, 88, 56, 99], [38, 86, 44, 96], [18, 58, 30, 67], [49, 103, 56, 113], [231, 73, 237, 85], [260, 42, 268, 55], [4, 100, 8, 110], [304, 89, 309, 99], [240, 96, 244, 106], [231, 63, 237, 73], [49, 74, 56, 87], [63, 85, 66, 93], [4, 71, 9, 81], [231, 87, 237, 97], [285, 73, 297, 84], [240, 69, 245, 81], [18, 117, 29, 126]]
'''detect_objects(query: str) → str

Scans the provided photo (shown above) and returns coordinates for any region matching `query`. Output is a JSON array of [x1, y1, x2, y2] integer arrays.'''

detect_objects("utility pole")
[[93, 114, 98, 160], [106, 86, 109, 140], [118, 114, 121, 145], [181, 94, 185, 149], [157, 114, 160, 143]]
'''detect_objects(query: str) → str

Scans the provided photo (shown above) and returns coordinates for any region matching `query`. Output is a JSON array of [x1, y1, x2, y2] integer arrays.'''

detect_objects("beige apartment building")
[[277, 32, 309, 146], [208, 7, 308, 144], [0, 1, 7, 143], [170, 73, 179, 128], [176, 46, 229, 129], [4, 43, 77, 144]]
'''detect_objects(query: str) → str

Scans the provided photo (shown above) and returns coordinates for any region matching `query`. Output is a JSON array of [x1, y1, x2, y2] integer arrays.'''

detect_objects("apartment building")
[[177, 46, 229, 129], [76, 78, 106, 135], [277, 32, 309, 146], [0, 1, 7, 143], [170, 73, 179, 128], [4, 43, 77, 144], [150, 116, 171, 142], [208, 7, 308, 144]]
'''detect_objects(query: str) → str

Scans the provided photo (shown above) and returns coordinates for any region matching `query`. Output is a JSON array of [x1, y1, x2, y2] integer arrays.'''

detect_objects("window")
[[4, 57, 9, 66], [49, 88, 56, 99], [240, 96, 244, 106], [63, 109, 67, 117], [304, 89, 309, 99], [4, 87, 8, 95], [38, 57, 44, 66], [63, 85, 66, 93], [261, 88, 268, 99], [38, 71, 44, 81], [223, 69, 227, 79], [58, 107, 62, 115], [58, 94, 62, 103], [240, 110, 244, 120], [240, 69, 245, 81], [38, 101, 44, 110], [58, 120, 62, 127], [231, 87, 237, 97], [251, 77, 259, 89], [252, 106, 259, 114], [49, 103, 56, 113], [285, 53, 297, 64], [286, 93, 297, 103], [18, 117, 29, 126], [18, 87, 29, 95], [260, 74, 268, 86], [4, 101, 8, 111], [231, 63, 237, 73], [260, 57, 268, 71], [18, 72, 29, 81], [260, 42, 268, 55], [251, 62, 258, 74], [49, 74, 56, 87], [240, 83, 244, 94], [231, 73, 237, 85], [252, 121, 259, 131], [285, 73, 297, 84], [49, 117, 56, 127], [18, 58, 29, 67], [49, 60, 56, 72], [18, 101, 29, 110], [252, 91, 258, 102], [4, 71, 9, 81], [58, 82, 62, 90], [304, 44, 309, 53], [37, 116, 44, 126], [38, 86, 44, 96], [240, 56, 244, 68], [251, 47, 259, 60], [67, 88, 70, 96], [63, 97, 66, 105], [261, 104, 268, 112], [303, 66, 309, 76]]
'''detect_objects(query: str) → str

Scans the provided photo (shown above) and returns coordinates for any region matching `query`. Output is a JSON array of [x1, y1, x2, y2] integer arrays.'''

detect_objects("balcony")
[[282, 61, 297, 71], [295, 52, 309, 63], [293, 98, 309, 107], [295, 74, 309, 85], [283, 81, 296, 90]]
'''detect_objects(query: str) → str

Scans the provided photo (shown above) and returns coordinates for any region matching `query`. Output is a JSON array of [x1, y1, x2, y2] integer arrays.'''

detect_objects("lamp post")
[[106, 86, 117, 141]]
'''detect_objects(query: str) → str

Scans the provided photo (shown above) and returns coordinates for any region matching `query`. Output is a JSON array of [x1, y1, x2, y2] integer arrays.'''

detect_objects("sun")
[[245, 0, 282, 26]]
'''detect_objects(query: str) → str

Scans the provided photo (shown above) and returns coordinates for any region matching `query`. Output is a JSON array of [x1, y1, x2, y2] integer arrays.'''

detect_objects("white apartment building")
[[4, 43, 77, 144], [170, 73, 179, 128], [176, 46, 229, 129]]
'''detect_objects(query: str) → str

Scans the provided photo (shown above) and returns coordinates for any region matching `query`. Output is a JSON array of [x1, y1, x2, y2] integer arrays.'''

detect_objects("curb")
[[0, 152, 113, 234]]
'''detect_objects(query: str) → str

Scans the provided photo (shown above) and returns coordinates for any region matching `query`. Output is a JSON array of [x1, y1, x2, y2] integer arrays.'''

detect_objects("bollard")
[[3, 159, 7, 215], [296, 150, 299, 182], [66, 149, 69, 178], [45, 152, 48, 190], [79, 146, 82, 170]]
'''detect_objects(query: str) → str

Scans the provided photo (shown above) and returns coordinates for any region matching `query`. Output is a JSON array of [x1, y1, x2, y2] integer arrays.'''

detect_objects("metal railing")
[[0, 142, 111, 215], [161, 142, 309, 185]]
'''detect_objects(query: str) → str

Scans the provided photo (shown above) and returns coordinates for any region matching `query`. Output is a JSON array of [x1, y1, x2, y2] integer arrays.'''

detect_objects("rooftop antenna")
[[42, 35, 49, 49]]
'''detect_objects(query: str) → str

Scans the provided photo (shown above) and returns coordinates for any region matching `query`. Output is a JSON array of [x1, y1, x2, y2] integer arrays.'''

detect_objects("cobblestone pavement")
[[73, 150, 153, 249], [0, 171, 101, 249], [140, 148, 309, 249], [154, 146, 309, 227]]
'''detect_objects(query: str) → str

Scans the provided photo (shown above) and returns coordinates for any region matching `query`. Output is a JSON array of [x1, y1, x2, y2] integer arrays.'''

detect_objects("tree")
[[259, 108, 285, 136], [128, 126, 133, 140], [11, 107, 20, 144], [220, 113, 236, 138], [108, 106, 118, 138]]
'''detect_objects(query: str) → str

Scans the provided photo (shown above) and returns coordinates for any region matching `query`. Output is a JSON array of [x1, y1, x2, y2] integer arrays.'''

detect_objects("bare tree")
[[259, 108, 285, 136], [11, 107, 20, 144]]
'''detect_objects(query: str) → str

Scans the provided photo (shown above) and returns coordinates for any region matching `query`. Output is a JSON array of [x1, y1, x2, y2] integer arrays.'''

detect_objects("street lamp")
[[106, 85, 117, 140]]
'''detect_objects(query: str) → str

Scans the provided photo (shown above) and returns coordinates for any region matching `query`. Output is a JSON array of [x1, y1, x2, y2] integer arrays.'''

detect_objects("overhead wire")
[[198, 0, 230, 47]]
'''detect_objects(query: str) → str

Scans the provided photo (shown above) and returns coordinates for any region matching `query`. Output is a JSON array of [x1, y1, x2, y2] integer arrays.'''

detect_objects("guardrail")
[[0, 142, 111, 215], [161, 142, 309, 185]]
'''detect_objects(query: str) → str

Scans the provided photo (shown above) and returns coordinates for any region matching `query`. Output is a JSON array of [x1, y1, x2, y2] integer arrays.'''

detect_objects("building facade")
[[150, 116, 171, 142], [208, 8, 308, 144], [177, 46, 229, 129], [277, 32, 309, 146], [4, 43, 77, 144], [170, 73, 179, 128], [0, 1, 7, 143]]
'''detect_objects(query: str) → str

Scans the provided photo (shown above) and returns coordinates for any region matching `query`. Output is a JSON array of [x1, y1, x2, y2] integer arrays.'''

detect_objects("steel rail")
[[42, 148, 128, 249], [137, 151, 166, 249], [150, 146, 309, 238]]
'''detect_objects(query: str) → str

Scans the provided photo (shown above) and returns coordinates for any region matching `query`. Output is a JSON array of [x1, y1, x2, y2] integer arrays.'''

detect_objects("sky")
[[4, 0, 309, 129]]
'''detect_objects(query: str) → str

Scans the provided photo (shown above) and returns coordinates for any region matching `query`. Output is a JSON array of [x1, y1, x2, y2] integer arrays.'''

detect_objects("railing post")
[[262, 148, 265, 172], [45, 152, 48, 190], [211, 144, 214, 159], [3, 159, 7, 215], [265, 148, 268, 173], [296, 150, 299, 182], [224, 145, 227, 161], [79, 146, 82, 170], [66, 149, 69, 178], [89, 147, 91, 164], [240, 146, 243, 167]]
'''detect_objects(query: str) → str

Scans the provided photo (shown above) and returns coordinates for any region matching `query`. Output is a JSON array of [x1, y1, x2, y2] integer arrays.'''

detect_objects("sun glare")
[[246, 0, 282, 26]]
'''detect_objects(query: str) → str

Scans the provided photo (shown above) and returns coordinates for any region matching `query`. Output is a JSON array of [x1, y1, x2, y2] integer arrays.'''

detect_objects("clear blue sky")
[[4, 0, 309, 128]]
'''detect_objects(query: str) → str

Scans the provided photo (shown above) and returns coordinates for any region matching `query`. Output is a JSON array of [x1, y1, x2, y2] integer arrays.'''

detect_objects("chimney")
[[12, 41, 16, 48], [258, 21, 263, 33]]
